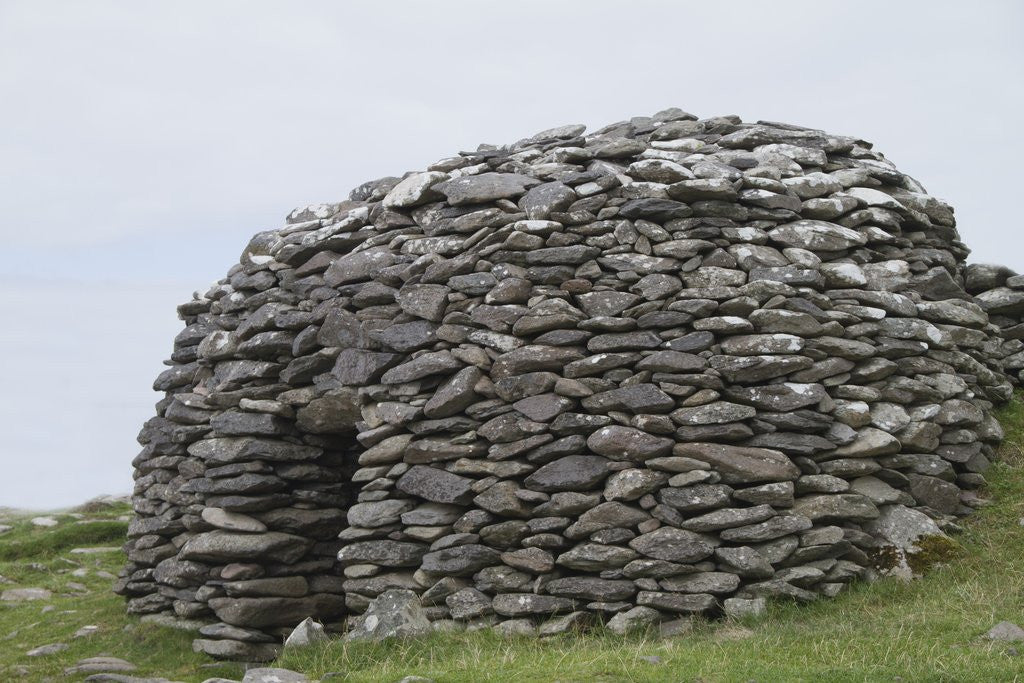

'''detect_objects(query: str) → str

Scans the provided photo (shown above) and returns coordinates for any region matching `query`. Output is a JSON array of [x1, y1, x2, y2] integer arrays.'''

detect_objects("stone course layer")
[[116, 109, 1024, 659]]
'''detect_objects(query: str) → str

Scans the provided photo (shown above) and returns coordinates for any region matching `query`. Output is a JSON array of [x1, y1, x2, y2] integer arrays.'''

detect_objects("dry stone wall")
[[116, 109, 1024, 660]]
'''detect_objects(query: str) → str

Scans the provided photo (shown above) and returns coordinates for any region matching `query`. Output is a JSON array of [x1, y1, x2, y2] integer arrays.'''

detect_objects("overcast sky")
[[1, 0, 1022, 509]]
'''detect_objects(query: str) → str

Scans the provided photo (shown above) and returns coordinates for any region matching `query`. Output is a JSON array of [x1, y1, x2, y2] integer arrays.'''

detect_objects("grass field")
[[2, 397, 1023, 682]]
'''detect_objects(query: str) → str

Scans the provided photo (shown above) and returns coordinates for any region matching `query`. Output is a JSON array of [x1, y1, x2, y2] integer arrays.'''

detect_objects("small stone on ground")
[[986, 621, 1024, 642], [26, 642, 68, 656], [1, 587, 52, 601], [75, 624, 101, 638], [284, 617, 328, 648], [64, 657, 137, 675], [242, 668, 310, 683]]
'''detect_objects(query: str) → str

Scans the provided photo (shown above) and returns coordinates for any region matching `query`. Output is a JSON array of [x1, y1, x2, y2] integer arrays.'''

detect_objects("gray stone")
[[519, 182, 576, 219], [830, 428, 902, 458], [545, 577, 636, 602], [325, 246, 398, 286], [636, 591, 716, 614], [436, 172, 540, 205], [1, 587, 52, 601], [672, 443, 800, 484], [381, 351, 463, 384], [397, 284, 450, 322], [63, 658, 137, 675], [383, 171, 448, 209], [582, 384, 674, 414], [629, 527, 718, 563], [501, 548, 555, 574], [985, 621, 1024, 642], [284, 617, 329, 648], [671, 401, 756, 425], [338, 540, 427, 567], [397, 465, 475, 505], [27, 642, 68, 656], [209, 594, 345, 629], [346, 589, 431, 641], [587, 426, 674, 461], [660, 572, 740, 594], [604, 469, 670, 501], [348, 499, 415, 528], [515, 393, 575, 421], [714, 546, 774, 579], [720, 334, 805, 355], [446, 587, 494, 619], [767, 220, 867, 251], [493, 593, 576, 617], [681, 505, 776, 532], [791, 494, 879, 523], [658, 484, 733, 512], [724, 383, 827, 412], [606, 606, 661, 634], [557, 543, 638, 570], [187, 437, 322, 464], [723, 597, 767, 619], [179, 531, 311, 564], [242, 668, 310, 683], [720, 514, 812, 542], [333, 349, 401, 385], [474, 481, 531, 518], [864, 504, 944, 550], [201, 507, 267, 533], [907, 474, 962, 514], [421, 544, 501, 576]]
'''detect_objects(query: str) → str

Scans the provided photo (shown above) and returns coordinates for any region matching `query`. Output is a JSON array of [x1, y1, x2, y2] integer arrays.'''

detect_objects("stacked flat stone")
[[116, 109, 1023, 660], [965, 263, 1024, 383]]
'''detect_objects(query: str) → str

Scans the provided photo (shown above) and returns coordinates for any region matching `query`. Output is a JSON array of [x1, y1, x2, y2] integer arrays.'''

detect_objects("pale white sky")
[[1, 0, 1022, 508]]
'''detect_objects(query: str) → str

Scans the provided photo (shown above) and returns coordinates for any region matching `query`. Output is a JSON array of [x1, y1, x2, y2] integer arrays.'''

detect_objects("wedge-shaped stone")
[[179, 531, 311, 564], [397, 465, 475, 505], [724, 383, 827, 412], [671, 401, 756, 426], [380, 351, 462, 384], [629, 527, 718, 563], [492, 593, 577, 617], [680, 504, 776, 532], [524, 455, 611, 492], [636, 591, 717, 613], [582, 384, 674, 414], [719, 513, 812, 542], [435, 172, 540, 205], [545, 577, 637, 601], [672, 443, 800, 484], [587, 426, 674, 461], [556, 543, 638, 570], [337, 540, 427, 567], [324, 246, 397, 286], [660, 572, 740, 594], [792, 494, 879, 523], [421, 544, 501, 576], [187, 437, 322, 464], [767, 220, 867, 251]]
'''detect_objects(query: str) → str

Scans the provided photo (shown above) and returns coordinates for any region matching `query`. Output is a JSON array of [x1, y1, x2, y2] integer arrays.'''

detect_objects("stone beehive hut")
[[116, 109, 1024, 660]]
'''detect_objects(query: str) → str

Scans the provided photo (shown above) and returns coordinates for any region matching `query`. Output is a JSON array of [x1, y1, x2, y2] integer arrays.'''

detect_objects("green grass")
[[0, 518, 129, 561], [3, 399, 1024, 682], [0, 504, 245, 682]]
